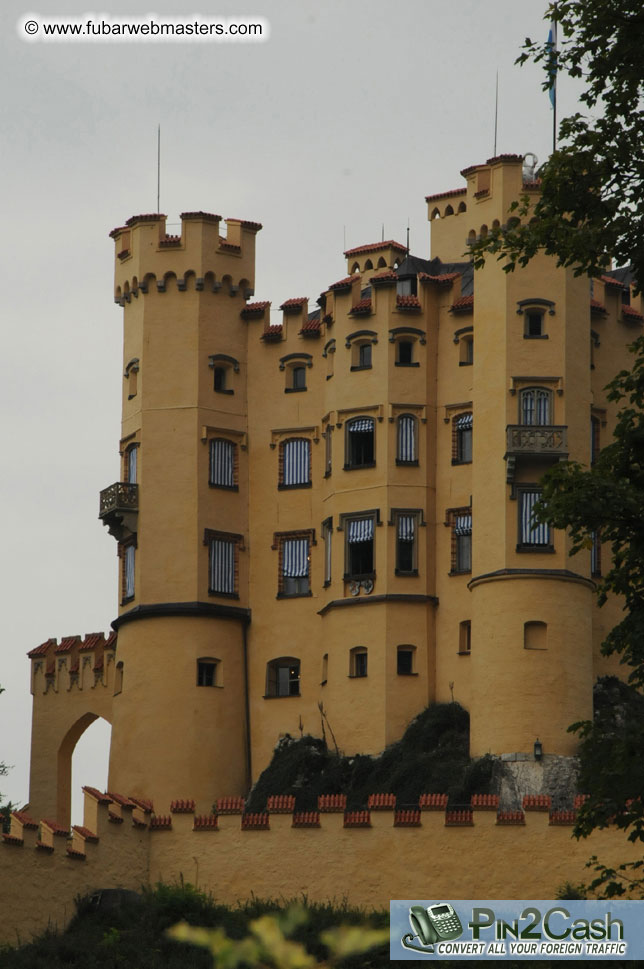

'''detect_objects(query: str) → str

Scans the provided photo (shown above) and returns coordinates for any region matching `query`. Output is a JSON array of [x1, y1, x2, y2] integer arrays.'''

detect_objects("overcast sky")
[[1, 0, 574, 823]]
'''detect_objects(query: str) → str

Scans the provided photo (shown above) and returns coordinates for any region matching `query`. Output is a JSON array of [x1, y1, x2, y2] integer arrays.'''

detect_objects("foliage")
[[469, 1, 644, 287], [245, 703, 495, 813], [0, 885, 393, 969]]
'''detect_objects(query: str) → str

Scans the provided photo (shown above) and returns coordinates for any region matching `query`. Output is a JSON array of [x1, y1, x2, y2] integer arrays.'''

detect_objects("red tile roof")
[[349, 298, 372, 315], [344, 240, 407, 257], [590, 299, 607, 313], [219, 240, 241, 252], [233, 218, 263, 231], [125, 213, 165, 226], [396, 295, 421, 310], [106, 791, 135, 808], [109, 225, 128, 239], [601, 274, 626, 288], [523, 794, 551, 811], [241, 813, 270, 830], [419, 793, 448, 810], [105, 631, 117, 649], [344, 810, 371, 828], [28, 638, 56, 658], [497, 811, 525, 825], [180, 211, 222, 222], [445, 810, 473, 826], [194, 814, 219, 830], [217, 796, 245, 815], [523, 180, 541, 190], [318, 794, 346, 813], [171, 799, 195, 813], [622, 304, 643, 322], [549, 810, 576, 825], [425, 187, 467, 203], [486, 153, 524, 166], [394, 810, 421, 827], [261, 324, 283, 342], [574, 794, 589, 810], [150, 815, 172, 830], [72, 825, 99, 842], [267, 794, 296, 814], [82, 786, 112, 804], [329, 275, 359, 291], [370, 270, 398, 285], [42, 818, 70, 836], [292, 812, 320, 828], [55, 636, 81, 654], [300, 318, 321, 335], [368, 793, 395, 810], [240, 301, 270, 319], [12, 811, 38, 829], [280, 297, 307, 312], [471, 794, 499, 810], [81, 632, 106, 650], [418, 272, 459, 286], [129, 795, 154, 813], [474, 188, 489, 198], [451, 294, 474, 313]]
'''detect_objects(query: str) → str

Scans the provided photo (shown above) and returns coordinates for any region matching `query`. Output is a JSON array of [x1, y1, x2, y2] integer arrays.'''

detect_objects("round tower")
[[103, 211, 261, 811]]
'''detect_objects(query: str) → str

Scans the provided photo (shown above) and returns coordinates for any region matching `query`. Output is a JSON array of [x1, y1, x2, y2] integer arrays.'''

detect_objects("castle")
[[5, 154, 642, 940]]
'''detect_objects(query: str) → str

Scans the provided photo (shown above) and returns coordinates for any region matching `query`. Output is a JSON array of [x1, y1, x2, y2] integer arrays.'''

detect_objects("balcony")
[[99, 482, 138, 541], [505, 425, 568, 483]]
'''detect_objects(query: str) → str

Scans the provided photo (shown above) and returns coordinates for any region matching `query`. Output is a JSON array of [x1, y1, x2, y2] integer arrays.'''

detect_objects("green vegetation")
[[0, 885, 392, 969], [245, 703, 495, 813], [470, 1, 644, 286]]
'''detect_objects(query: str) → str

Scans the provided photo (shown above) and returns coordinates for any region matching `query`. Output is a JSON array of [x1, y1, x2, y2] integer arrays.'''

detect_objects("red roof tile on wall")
[[497, 811, 525, 825], [300, 318, 321, 334], [471, 794, 499, 810], [601, 274, 626, 288], [344, 240, 407, 257], [419, 793, 448, 811], [330, 275, 359, 290], [590, 299, 607, 314], [523, 794, 551, 811], [344, 810, 371, 828], [217, 796, 245, 815], [396, 295, 421, 310], [12, 811, 38, 829], [280, 297, 307, 312], [418, 272, 459, 286], [318, 794, 346, 813], [368, 793, 395, 810], [170, 799, 195, 814], [180, 211, 222, 222], [125, 213, 166, 226], [622, 305, 644, 322], [82, 786, 112, 804], [486, 153, 524, 165], [242, 813, 270, 830], [394, 810, 421, 827], [267, 795, 296, 814], [261, 325, 283, 342], [445, 810, 473, 826], [292, 812, 321, 828], [349, 298, 372, 316], [425, 187, 467, 203], [27, 639, 56, 658], [194, 814, 219, 830], [451, 295, 474, 313], [150, 815, 172, 830], [549, 810, 576, 825]]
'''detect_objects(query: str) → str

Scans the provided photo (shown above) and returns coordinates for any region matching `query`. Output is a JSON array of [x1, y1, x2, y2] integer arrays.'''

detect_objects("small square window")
[[397, 647, 414, 675], [359, 343, 372, 368], [266, 658, 300, 697], [350, 648, 368, 678], [197, 660, 219, 687], [214, 367, 227, 392], [292, 366, 306, 390], [459, 621, 471, 654], [397, 340, 413, 365]]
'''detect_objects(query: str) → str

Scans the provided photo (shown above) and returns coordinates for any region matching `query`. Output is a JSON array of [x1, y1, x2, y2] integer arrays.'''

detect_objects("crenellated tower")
[[102, 211, 261, 811]]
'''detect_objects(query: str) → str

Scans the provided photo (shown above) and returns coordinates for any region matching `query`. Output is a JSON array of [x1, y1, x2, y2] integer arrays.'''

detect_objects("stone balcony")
[[505, 425, 568, 483], [98, 482, 138, 541]]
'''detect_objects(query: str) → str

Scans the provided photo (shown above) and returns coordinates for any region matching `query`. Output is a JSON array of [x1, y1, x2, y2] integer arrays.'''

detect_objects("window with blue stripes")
[[275, 531, 313, 598], [517, 488, 553, 551], [447, 508, 472, 574], [345, 416, 375, 469], [209, 438, 237, 490], [279, 438, 311, 489], [394, 510, 420, 575], [204, 529, 242, 598], [344, 514, 376, 580], [396, 414, 418, 465], [452, 412, 472, 465]]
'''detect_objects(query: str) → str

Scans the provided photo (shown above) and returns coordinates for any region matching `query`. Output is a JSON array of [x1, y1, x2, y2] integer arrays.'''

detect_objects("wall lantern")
[[534, 738, 543, 761]]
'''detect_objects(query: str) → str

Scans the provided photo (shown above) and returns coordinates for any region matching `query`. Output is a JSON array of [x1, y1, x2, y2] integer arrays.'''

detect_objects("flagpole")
[[552, 19, 557, 153]]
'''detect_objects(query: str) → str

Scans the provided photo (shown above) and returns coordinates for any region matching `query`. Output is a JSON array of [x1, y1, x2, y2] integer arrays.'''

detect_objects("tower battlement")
[[28, 632, 117, 695], [110, 211, 262, 303]]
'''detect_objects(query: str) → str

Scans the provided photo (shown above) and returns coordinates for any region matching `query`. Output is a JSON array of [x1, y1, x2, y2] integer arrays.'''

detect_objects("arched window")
[[520, 388, 552, 426], [397, 414, 417, 464], [266, 657, 300, 697]]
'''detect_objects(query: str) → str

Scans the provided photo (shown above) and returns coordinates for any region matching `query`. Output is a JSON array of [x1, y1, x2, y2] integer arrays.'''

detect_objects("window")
[[125, 445, 138, 484], [591, 531, 602, 576], [123, 544, 135, 601], [397, 645, 415, 675], [266, 658, 300, 697], [124, 358, 139, 399], [520, 388, 552, 426], [525, 310, 545, 338], [205, 530, 241, 597], [291, 366, 306, 391], [448, 511, 471, 573], [324, 425, 333, 476], [590, 416, 600, 465], [323, 518, 333, 586], [397, 340, 414, 365], [350, 647, 368, 678], [395, 513, 417, 574], [459, 621, 471, 654], [397, 414, 417, 464], [351, 342, 372, 370], [345, 516, 374, 578], [518, 490, 551, 549], [274, 531, 314, 597], [345, 417, 375, 469], [460, 335, 473, 365], [197, 658, 220, 687], [452, 413, 472, 464], [280, 438, 311, 489], [209, 439, 236, 489], [214, 366, 228, 393], [524, 621, 547, 650]]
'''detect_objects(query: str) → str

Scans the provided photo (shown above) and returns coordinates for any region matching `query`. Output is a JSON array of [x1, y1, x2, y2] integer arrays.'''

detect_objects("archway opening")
[[70, 716, 112, 827]]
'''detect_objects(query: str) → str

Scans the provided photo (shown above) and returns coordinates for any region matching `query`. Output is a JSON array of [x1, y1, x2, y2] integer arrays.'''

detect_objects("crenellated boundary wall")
[[1, 788, 641, 945]]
